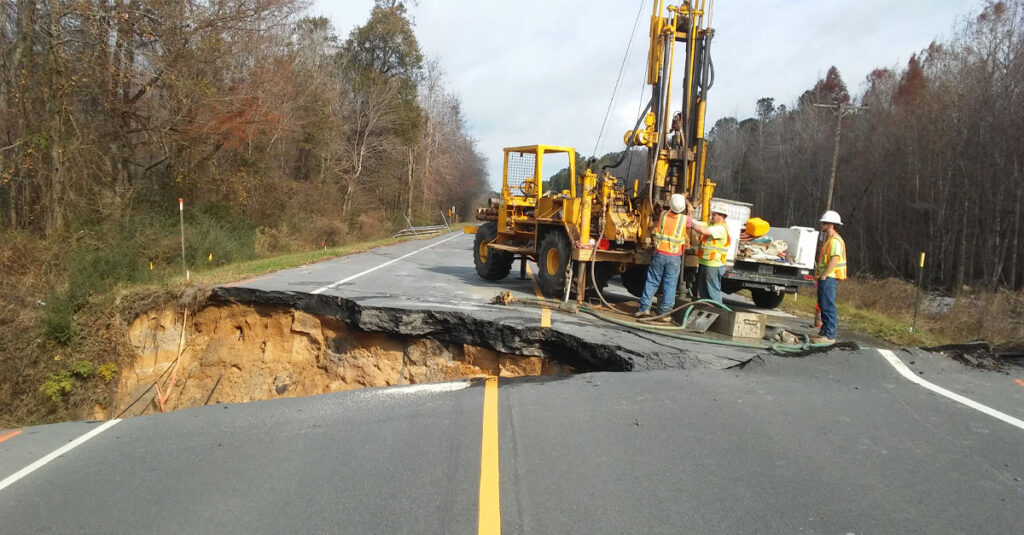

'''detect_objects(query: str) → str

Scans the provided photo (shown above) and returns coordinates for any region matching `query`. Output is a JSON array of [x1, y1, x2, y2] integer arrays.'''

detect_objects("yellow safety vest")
[[653, 211, 688, 256], [698, 223, 731, 267], [816, 234, 848, 280]]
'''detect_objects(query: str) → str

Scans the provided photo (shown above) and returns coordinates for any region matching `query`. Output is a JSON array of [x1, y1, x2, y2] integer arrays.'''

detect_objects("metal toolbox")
[[710, 310, 766, 339]]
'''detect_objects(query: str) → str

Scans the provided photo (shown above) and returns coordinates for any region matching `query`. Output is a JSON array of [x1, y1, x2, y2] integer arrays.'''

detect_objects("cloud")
[[312, 0, 976, 189]]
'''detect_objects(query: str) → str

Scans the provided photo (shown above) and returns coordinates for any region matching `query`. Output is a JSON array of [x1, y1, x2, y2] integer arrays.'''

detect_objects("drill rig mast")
[[473, 1, 717, 301]]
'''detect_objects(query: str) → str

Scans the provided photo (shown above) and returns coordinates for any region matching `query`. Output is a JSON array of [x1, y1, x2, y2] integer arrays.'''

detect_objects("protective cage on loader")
[[474, 145, 627, 299]]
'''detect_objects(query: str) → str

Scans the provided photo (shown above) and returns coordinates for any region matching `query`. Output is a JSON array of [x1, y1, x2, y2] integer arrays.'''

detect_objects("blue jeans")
[[817, 277, 838, 338], [638, 253, 681, 314], [697, 264, 725, 304]]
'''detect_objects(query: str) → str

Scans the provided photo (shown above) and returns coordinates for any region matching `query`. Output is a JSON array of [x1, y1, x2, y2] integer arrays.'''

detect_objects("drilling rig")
[[473, 1, 719, 302]]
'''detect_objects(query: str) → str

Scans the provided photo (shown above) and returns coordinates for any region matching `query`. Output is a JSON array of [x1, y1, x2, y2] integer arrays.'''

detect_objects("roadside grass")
[[188, 234, 424, 286], [769, 277, 1024, 348], [774, 288, 949, 347], [0, 229, 449, 427]]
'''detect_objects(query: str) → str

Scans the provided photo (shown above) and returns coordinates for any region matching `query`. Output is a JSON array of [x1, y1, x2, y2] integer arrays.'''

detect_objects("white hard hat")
[[711, 203, 728, 216], [820, 210, 843, 225], [669, 194, 686, 213]]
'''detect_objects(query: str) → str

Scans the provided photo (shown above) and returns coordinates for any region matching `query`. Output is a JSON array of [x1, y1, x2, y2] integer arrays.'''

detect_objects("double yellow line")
[[478, 376, 501, 534], [480, 262, 553, 533], [523, 264, 551, 328]]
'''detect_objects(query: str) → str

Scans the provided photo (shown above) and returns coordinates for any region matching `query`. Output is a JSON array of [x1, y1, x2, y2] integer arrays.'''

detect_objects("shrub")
[[43, 293, 75, 346], [185, 209, 256, 268], [254, 224, 299, 256], [308, 218, 350, 248], [356, 210, 390, 241], [97, 363, 118, 382], [70, 360, 95, 379], [40, 371, 73, 403]]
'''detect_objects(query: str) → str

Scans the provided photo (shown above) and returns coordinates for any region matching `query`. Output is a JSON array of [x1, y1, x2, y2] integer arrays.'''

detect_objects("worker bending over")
[[813, 210, 847, 343], [693, 204, 730, 304], [636, 194, 696, 322]]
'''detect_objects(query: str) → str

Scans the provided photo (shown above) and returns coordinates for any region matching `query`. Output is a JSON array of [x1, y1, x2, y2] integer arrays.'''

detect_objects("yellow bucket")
[[745, 217, 770, 238]]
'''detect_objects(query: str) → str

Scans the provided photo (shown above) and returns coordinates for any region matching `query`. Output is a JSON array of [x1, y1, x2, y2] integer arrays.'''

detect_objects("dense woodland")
[[0, 0, 486, 251], [706, 1, 1023, 291]]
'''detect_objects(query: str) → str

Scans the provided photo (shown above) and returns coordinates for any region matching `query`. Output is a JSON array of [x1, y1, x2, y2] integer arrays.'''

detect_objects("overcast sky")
[[312, 0, 978, 188]]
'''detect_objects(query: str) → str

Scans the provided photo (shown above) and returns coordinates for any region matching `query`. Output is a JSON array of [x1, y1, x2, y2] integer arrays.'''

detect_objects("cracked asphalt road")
[[1, 232, 1022, 533]]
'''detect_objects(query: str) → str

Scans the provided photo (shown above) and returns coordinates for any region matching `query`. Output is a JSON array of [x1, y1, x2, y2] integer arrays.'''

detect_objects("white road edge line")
[[0, 419, 122, 493], [877, 349, 1024, 432], [311, 233, 463, 295]]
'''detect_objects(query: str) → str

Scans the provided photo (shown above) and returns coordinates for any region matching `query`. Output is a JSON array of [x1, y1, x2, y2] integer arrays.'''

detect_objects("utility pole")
[[813, 102, 868, 211]]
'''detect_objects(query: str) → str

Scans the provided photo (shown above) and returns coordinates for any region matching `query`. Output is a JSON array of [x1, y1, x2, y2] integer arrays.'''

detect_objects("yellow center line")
[[523, 263, 552, 328], [478, 376, 501, 535]]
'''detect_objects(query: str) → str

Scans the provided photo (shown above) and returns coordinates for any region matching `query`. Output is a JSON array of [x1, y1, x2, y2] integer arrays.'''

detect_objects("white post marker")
[[179, 197, 187, 278], [877, 349, 1024, 432]]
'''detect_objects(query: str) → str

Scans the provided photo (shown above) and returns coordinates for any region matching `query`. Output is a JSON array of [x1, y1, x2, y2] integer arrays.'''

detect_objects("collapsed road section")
[[115, 284, 758, 417], [112, 232, 778, 417]]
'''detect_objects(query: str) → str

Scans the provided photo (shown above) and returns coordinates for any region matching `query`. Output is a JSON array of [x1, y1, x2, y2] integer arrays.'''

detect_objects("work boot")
[[810, 334, 836, 344], [634, 309, 653, 318]]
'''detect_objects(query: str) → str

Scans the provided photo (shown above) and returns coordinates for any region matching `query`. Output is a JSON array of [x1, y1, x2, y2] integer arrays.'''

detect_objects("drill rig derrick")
[[472, 1, 717, 303]]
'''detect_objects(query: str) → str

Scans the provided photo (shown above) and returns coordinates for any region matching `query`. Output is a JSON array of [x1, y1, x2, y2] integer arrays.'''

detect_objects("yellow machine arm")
[[623, 0, 716, 221]]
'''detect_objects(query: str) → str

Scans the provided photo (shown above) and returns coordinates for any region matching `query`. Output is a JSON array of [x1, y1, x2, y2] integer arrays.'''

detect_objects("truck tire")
[[621, 265, 649, 297], [536, 231, 572, 297], [751, 288, 785, 309], [473, 221, 513, 281]]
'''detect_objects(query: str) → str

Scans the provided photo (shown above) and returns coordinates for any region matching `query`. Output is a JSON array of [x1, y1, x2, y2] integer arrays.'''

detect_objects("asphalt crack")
[[212, 286, 755, 372]]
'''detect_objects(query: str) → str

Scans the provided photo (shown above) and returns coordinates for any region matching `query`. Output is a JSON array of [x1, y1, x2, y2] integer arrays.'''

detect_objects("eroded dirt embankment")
[[116, 285, 756, 417], [118, 302, 572, 416]]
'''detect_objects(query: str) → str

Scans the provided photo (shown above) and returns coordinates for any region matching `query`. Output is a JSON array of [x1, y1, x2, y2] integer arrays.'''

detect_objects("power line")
[[592, 0, 647, 160]]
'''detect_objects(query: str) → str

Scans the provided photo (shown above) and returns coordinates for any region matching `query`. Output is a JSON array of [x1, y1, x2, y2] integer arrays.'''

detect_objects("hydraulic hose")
[[600, 97, 654, 174], [640, 298, 731, 323], [505, 295, 836, 356], [588, 210, 632, 315]]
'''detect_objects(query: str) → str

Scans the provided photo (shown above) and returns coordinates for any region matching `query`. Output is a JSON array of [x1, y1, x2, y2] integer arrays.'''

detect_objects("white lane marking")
[[419, 303, 483, 311], [0, 419, 121, 492], [311, 234, 463, 295], [877, 349, 1024, 432], [378, 381, 472, 395]]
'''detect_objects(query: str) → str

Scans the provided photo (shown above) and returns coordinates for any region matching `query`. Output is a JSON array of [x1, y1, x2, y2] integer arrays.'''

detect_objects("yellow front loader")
[[473, 1, 717, 301]]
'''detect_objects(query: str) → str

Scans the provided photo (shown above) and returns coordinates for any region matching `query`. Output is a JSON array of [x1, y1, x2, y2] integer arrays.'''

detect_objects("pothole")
[[116, 303, 573, 417]]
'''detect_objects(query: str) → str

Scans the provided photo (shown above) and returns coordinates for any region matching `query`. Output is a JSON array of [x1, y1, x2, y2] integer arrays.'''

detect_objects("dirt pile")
[[117, 303, 572, 417]]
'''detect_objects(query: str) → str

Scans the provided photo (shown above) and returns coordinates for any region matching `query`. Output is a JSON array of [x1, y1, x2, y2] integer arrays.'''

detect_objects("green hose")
[[508, 296, 834, 355]]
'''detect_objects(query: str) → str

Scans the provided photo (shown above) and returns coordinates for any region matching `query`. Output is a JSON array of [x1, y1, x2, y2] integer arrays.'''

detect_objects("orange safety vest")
[[698, 223, 731, 267], [653, 211, 688, 256], [816, 234, 848, 280]]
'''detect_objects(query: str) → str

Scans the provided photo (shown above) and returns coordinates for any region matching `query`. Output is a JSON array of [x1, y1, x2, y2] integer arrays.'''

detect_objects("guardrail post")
[[403, 214, 419, 236]]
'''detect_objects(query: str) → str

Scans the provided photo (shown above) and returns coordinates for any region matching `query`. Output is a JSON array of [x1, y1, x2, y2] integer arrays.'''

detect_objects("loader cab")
[[498, 145, 576, 234]]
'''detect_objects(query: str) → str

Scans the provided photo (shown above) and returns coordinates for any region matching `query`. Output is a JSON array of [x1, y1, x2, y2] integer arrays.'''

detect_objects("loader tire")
[[621, 265, 649, 298], [473, 221, 513, 281], [536, 231, 572, 297], [751, 288, 785, 309]]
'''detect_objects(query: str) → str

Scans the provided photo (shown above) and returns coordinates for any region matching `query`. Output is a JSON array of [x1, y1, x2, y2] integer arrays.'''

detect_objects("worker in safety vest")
[[636, 194, 694, 322], [812, 210, 847, 343], [694, 204, 731, 304]]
